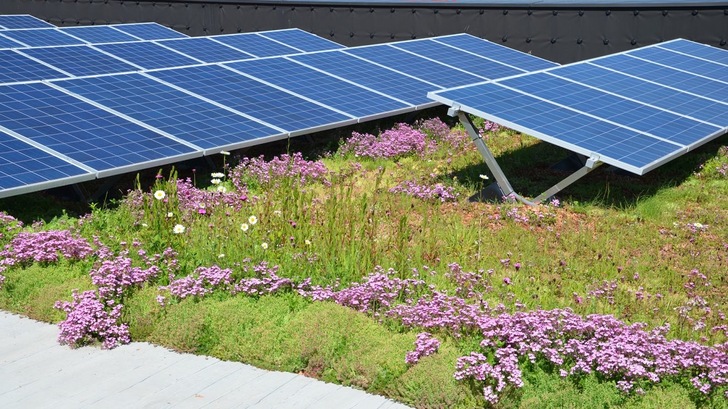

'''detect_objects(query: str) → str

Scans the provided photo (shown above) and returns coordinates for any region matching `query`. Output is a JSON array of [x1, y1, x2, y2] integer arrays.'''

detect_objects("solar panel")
[[0, 82, 198, 174], [0, 15, 54, 29], [0, 130, 94, 198], [0, 28, 86, 47], [93, 41, 201, 69], [391, 39, 526, 80], [58, 26, 140, 44], [259, 29, 345, 52], [148, 65, 355, 134], [55, 73, 287, 153], [344, 45, 484, 88], [226, 58, 412, 119], [657, 39, 728, 65], [156, 37, 253, 63], [110, 23, 188, 40], [433, 34, 558, 72], [0, 35, 24, 49], [429, 38, 728, 203], [290, 51, 441, 106], [0, 50, 70, 83], [19, 45, 140, 77], [210, 33, 301, 57]]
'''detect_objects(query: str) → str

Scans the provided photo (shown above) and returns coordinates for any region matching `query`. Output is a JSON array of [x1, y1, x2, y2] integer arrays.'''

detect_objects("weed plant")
[[1, 118, 727, 408]]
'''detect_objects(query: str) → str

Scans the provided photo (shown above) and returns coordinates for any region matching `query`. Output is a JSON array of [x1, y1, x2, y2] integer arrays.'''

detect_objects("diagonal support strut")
[[451, 108, 602, 206]]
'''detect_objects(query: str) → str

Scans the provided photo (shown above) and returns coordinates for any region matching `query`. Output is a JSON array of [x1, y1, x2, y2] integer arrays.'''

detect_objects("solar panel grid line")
[[258, 29, 345, 52], [626, 49, 728, 83], [110, 23, 189, 40], [0, 123, 98, 173], [86, 44, 147, 71], [0, 28, 87, 47], [147, 40, 207, 64], [43, 81, 205, 153], [154, 37, 255, 63], [220, 65, 359, 120], [492, 81, 688, 149], [252, 32, 306, 53], [543, 71, 726, 129], [0, 32, 28, 48], [620, 54, 728, 86], [10, 49, 75, 78], [658, 39, 728, 66], [106, 25, 147, 41], [340, 49, 453, 89], [654, 44, 728, 68], [58, 26, 142, 45], [0, 15, 54, 30], [384, 44, 490, 81], [138, 72, 289, 135], [18, 45, 140, 77], [207, 32, 304, 58], [282, 56, 417, 108], [581, 61, 728, 108], [429, 37, 530, 74]]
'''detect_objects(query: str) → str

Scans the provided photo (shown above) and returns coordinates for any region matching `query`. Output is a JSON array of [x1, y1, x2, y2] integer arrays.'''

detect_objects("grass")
[[1, 117, 727, 408]]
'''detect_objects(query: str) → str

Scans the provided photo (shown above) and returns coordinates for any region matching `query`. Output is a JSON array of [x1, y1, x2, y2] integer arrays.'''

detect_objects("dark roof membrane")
[[179, 0, 728, 8]]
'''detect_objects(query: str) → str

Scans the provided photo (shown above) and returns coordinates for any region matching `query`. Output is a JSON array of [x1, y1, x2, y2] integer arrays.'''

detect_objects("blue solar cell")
[[148, 65, 352, 132], [0, 50, 69, 83], [345, 45, 483, 88], [433, 83, 683, 170], [56, 74, 284, 149], [592, 54, 728, 103], [0, 15, 54, 29], [227, 58, 410, 117], [0, 29, 86, 47], [20, 46, 138, 76], [58, 26, 140, 44], [210, 33, 301, 57], [94, 41, 200, 69], [433, 34, 558, 71], [259, 29, 344, 52], [111, 23, 188, 40], [658, 39, 728, 66], [0, 83, 195, 171], [291, 51, 440, 105], [156, 37, 253, 63], [0, 131, 90, 191], [392, 39, 524, 80], [0, 34, 24, 49], [551, 64, 728, 125], [627, 47, 728, 83], [499, 73, 720, 146]]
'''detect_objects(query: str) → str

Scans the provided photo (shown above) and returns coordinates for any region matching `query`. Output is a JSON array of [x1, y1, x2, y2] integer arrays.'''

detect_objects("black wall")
[[1, 0, 727, 63]]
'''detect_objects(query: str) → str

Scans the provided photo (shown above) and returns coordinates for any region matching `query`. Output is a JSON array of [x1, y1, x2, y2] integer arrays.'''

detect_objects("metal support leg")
[[450, 108, 602, 206]]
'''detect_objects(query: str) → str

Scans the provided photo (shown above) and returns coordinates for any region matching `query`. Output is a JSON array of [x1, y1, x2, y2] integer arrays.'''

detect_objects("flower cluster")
[[389, 180, 458, 202], [159, 265, 234, 302], [54, 290, 130, 349], [0, 211, 23, 243], [405, 332, 441, 364], [230, 152, 329, 191], [415, 117, 451, 140], [339, 123, 434, 159], [0, 230, 94, 267], [90, 256, 161, 300], [175, 178, 248, 215]]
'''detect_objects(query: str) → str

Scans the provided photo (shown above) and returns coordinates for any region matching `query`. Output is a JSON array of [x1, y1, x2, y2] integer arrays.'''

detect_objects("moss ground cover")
[[1, 117, 727, 408]]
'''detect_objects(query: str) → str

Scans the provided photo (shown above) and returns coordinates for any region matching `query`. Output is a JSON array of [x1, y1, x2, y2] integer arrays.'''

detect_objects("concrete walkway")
[[0, 311, 411, 409]]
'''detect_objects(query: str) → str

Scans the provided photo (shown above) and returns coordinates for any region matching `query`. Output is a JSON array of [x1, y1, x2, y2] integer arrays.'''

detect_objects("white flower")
[[220, 151, 230, 156], [210, 178, 221, 185], [218, 253, 225, 259], [240, 223, 249, 232], [479, 174, 489, 180], [211, 172, 225, 178], [141, 223, 148, 228], [273, 210, 282, 217], [216, 186, 227, 193], [166, 212, 174, 218], [173, 224, 185, 234], [261, 242, 268, 250], [248, 215, 258, 225], [305, 239, 312, 246], [153, 190, 166, 200]]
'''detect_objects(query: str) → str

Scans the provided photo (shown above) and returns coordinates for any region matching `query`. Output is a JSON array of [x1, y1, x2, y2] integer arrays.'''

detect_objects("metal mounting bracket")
[[453, 110, 602, 206]]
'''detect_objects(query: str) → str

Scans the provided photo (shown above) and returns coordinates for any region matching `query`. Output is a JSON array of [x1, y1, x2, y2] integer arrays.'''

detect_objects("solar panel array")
[[0, 15, 558, 198], [430, 38, 728, 176]]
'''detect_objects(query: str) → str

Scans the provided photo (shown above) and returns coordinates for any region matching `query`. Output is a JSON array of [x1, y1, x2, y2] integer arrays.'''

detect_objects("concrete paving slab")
[[0, 311, 412, 409]]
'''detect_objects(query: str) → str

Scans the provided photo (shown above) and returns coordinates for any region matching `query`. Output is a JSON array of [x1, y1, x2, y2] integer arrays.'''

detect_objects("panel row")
[[430, 39, 728, 175], [0, 30, 557, 198]]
